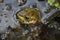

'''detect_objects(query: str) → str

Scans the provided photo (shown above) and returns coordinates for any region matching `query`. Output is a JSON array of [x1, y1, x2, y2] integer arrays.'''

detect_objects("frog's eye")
[[25, 16, 29, 19]]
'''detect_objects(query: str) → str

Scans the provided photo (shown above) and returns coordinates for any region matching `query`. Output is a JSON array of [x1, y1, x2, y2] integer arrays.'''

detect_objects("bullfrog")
[[16, 8, 41, 24]]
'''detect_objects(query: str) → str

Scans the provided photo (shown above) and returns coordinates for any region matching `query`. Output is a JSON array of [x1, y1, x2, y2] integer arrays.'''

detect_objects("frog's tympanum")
[[47, 0, 60, 8], [16, 8, 40, 24]]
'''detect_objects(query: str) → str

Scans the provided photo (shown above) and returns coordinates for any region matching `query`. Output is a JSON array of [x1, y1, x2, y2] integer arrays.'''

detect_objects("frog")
[[16, 8, 41, 35], [16, 8, 41, 24]]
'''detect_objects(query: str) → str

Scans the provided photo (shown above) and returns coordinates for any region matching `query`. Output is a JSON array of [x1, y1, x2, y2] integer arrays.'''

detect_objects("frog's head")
[[16, 8, 41, 24]]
